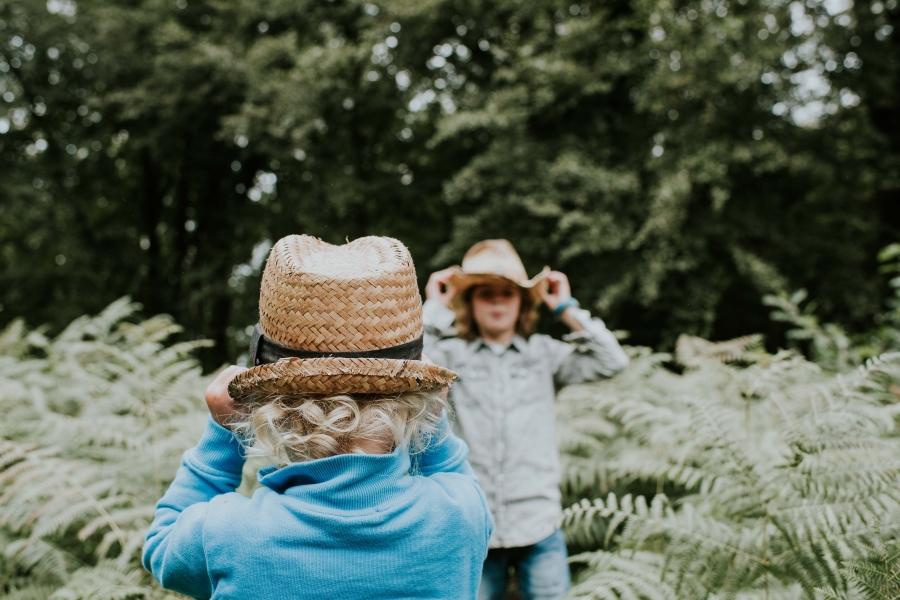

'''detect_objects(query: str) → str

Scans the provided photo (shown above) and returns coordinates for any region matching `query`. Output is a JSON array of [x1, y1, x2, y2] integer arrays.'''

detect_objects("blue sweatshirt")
[[143, 416, 493, 599]]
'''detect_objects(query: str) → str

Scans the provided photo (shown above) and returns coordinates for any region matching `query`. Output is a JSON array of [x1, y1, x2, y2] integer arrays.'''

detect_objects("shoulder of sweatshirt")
[[206, 490, 253, 513], [418, 472, 490, 522]]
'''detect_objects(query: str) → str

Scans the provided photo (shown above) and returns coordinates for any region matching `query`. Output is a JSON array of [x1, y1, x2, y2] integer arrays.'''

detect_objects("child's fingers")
[[537, 284, 553, 302], [438, 266, 461, 282], [210, 365, 243, 390]]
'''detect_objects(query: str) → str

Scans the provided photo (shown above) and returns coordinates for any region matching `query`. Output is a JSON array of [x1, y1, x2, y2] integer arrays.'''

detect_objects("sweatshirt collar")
[[257, 447, 414, 511]]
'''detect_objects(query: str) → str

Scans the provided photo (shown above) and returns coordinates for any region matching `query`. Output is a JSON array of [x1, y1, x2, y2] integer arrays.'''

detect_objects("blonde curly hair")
[[229, 389, 447, 466]]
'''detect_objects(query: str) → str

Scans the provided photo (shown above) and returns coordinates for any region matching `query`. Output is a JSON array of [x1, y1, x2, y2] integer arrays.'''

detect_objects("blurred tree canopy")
[[1, 0, 898, 367]]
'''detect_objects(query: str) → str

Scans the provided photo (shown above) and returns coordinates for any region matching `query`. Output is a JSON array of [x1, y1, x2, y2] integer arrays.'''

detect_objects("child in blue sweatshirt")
[[142, 235, 493, 600]]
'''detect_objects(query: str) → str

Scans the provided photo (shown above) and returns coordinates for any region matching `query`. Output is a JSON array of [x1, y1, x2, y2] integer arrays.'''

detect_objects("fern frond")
[[3, 536, 73, 586], [0, 299, 210, 597], [560, 345, 900, 599], [48, 561, 149, 600], [816, 540, 900, 600], [568, 550, 675, 599], [0, 319, 32, 358], [3, 585, 66, 600], [0, 438, 129, 547], [675, 333, 765, 366]]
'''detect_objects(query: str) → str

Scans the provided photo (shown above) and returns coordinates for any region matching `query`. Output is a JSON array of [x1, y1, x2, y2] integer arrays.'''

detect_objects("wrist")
[[552, 297, 579, 319], [425, 296, 451, 308], [189, 415, 247, 474]]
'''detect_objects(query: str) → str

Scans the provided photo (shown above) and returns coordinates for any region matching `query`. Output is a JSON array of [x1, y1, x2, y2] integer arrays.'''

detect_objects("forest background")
[[3, 0, 900, 598], [2, 0, 899, 367]]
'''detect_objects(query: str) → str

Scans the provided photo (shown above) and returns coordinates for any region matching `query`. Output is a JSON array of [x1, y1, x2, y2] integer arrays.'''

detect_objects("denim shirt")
[[422, 300, 629, 549]]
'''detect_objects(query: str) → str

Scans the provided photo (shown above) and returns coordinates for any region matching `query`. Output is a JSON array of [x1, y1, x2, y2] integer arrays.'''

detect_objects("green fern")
[[763, 290, 857, 372], [49, 562, 149, 600], [567, 549, 675, 599], [559, 342, 900, 599], [0, 298, 209, 599], [675, 333, 765, 366], [5, 294, 900, 600], [816, 540, 900, 600]]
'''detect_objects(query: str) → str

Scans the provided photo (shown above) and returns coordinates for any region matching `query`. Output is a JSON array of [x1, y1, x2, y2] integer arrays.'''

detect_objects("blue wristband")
[[553, 297, 580, 318]]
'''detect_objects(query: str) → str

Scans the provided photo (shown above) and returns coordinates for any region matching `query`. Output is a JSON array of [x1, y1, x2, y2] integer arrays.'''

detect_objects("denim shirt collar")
[[468, 335, 528, 355], [257, 446, 413, 511]]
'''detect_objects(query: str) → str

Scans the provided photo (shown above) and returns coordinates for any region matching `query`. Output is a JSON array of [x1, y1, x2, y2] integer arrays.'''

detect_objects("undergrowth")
[[2, 254, 900, 599], [557, 249, 900, 599], [0, 298, 209, 599]]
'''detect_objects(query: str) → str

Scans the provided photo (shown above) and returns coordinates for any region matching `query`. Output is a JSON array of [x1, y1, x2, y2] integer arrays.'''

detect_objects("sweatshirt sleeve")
[[414, 415, 494, 549], [142, 416, 246, 599], [551, 307, 630, 388], [414, 415, 476, 479]]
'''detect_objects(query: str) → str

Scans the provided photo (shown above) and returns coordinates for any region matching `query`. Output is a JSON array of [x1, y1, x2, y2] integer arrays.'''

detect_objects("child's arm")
[[552, 306, 630, 385], [422, 268, 461, 368], [414, 414, 476, 478], [422, 299, 456, 350], [143, 367, 246, 598], [142, 416, 245, 598], [423, 298, 457, 339], [539, 272, 629, 386], [422, 298, 457, 368], [414, 414, 494, 552]]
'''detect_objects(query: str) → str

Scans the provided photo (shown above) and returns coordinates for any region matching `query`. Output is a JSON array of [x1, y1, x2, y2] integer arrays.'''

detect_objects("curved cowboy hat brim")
[[228, 357, 458, 405], [448, 266, 551, 295]]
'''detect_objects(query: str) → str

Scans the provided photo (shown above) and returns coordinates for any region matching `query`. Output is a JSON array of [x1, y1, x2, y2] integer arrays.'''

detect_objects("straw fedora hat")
[[448, 239, 550, 299], [228, 235, 457, 403]]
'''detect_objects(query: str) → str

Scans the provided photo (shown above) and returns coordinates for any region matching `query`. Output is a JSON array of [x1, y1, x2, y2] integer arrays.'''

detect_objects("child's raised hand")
[[425, 267, 461, 307], [538, 271, 573, 312], [205, 365, 248, 426]]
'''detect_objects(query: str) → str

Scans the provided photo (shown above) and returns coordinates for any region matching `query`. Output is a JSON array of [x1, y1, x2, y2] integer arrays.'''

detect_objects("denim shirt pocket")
[[508, 360, 548, 403], [451, 364, 491, 405], [460, 364, 491, 382]]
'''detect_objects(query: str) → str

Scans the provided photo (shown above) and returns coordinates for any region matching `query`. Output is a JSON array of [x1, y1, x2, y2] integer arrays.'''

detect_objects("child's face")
[[471, 283, 522, 339]]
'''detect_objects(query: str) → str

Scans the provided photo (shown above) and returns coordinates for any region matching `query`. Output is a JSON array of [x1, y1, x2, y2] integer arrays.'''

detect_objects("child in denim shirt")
[[423, 239, 629, 600]]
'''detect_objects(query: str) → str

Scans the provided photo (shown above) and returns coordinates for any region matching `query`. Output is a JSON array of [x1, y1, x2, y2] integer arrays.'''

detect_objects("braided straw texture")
[[229, 358, 458, 404], [259, 235, 423, 352]]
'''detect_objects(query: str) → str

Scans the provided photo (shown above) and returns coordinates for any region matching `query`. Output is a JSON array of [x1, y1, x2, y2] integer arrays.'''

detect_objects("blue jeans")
[[478, 529, 571, 600]]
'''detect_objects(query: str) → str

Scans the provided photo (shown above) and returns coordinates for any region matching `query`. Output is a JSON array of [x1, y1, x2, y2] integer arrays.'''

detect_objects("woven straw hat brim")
[[228, 357, 458, 404]]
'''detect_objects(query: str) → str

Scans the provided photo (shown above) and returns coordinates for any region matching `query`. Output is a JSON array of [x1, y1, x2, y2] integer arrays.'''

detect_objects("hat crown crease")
[[258, 235, 423, 353]]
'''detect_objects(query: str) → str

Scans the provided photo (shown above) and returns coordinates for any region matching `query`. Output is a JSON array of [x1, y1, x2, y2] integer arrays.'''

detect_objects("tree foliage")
[[1, 0, 898, 365]]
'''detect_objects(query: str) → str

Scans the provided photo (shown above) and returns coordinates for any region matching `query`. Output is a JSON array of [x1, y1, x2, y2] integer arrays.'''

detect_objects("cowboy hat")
[[228, 235, 457, 403], [448, 239, 550, 299]]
